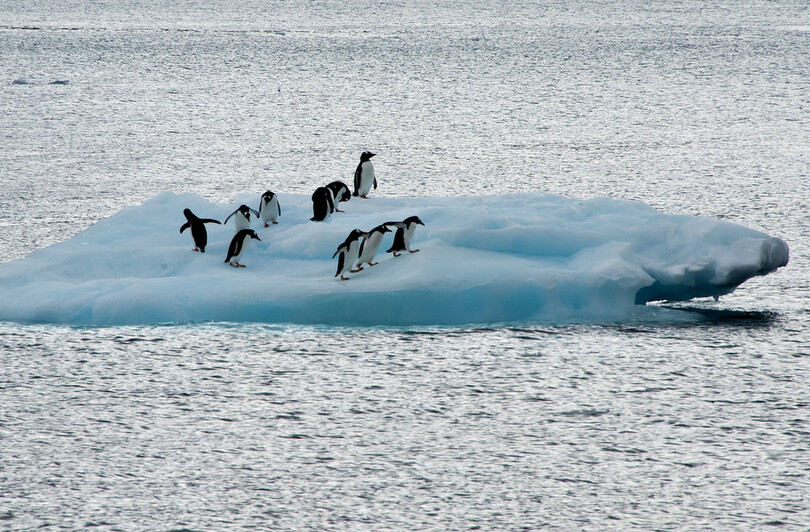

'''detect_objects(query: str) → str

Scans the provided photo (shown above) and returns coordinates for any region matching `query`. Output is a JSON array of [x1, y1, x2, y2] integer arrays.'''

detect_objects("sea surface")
[[1, 1, 809, 530]]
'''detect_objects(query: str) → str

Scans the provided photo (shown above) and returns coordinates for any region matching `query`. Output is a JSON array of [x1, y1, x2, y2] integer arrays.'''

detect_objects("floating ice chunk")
[[0, 191, 788, 326]]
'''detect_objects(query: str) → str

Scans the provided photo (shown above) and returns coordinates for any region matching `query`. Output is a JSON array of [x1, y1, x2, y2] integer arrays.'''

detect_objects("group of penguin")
[[310, 151, 376, 222], [331, 215, 424, 280], [179, 151, 425, 278]]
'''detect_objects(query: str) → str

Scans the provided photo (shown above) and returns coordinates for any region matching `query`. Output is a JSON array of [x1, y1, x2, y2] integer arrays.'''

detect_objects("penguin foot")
[[369, 261, 378, 267], [239, 264, 246, 268], [193, 248, 200, 252], [340, 275, 350, 281], [409, 249, 420, 253], [336, 209, 344, 213], [264, 223, 269, 228], [272, 221, 278, 225], [229, 262, 240, 268], [350, 267, 363, 273], [360, 195, 367, 199], [392, 252, 401, 257]]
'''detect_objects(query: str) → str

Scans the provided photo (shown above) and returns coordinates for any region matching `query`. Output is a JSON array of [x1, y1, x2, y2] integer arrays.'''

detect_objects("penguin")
[[325, 181, 352, 212], [355, 223, 393, 269], [311, 186, 335, 222], [179, 208, 221, 253], [333, 229, 368, 280], [387, 216, 425, 257], [224, 204, 260, 232], [352, 151, 377, 198], [258, 190, 281, 227], [224, 229, 261, 268]]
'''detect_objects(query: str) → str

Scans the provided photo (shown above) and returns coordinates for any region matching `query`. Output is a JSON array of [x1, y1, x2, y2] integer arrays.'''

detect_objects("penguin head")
[[360, 151, 376, 162], [239, 204, 252, 218], [376, 224, 392, 234], [246, 229, 261, 241], [349, 228, 367, 239], [403, 215, 425, 226], [183, 208, 195, 220], [263, 190, 274, 199]]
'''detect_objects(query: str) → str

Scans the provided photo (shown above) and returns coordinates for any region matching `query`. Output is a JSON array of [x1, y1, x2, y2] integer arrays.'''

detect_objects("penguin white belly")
[[358, 233, 384, 264], [260, 198, 279, 223], [234, 213, 251, 231], [403, 225, 416, 250], [342, 241, 361, 274], [231, 239, 250, 263], [357, 161, 375, 197]]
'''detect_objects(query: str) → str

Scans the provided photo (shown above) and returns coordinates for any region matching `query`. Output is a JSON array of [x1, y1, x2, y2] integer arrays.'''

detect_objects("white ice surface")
[[0, 192, 789, 326]]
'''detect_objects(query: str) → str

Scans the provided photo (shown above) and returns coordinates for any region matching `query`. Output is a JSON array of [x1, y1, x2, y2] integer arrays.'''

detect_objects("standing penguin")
[[387, 216, 425, 257], [326, 181, 352, 212], [355, 223, 393, 269], [179, 208, 221, 253], [258, 191, 281, 227], [311, 186, 335, 222], [333, 229, 368, 280], [352, 151, 377, 198], [224, 204, 260, 232], [224, 229, 261, 268]]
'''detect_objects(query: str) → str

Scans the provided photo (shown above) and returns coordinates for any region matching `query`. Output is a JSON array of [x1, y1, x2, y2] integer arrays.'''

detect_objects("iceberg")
[[0, 191, 789, 326]]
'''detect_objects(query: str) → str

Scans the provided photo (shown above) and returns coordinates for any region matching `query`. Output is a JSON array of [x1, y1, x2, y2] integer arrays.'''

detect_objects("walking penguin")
[[387, 216, 425, 257], [333, 229, 368, 280], [224, 204, 260, 232], [258, 191, 281, 227], [355, 223, 393, 269], [224, 229, 261, 268], [179, 208, 221, 253]]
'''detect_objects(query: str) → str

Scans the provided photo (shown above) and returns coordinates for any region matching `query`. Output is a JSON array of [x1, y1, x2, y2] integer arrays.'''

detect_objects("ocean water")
[[1, 1, 809, 530]]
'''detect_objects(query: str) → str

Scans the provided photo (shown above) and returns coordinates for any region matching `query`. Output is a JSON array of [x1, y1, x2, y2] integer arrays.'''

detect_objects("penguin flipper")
[[332, 244, 347, 259], [353, 163, 362, 195], [180, 222, 190, 234], [388, 228, 405, 252], [249, 208, 260, 217], [201, 219, 221, 225], [373, 177, 377, 189], [335, 253, 345, 277], [223, 210, 238, 225]]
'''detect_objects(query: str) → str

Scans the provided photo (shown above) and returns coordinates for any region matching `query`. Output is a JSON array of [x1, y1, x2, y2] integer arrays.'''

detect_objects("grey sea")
[[1, 1, 809, 530]]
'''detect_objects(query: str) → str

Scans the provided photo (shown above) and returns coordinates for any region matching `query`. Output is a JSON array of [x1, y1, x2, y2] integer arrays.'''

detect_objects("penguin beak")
[[370, 153, 376, 158], [255, 235, 262, 241]]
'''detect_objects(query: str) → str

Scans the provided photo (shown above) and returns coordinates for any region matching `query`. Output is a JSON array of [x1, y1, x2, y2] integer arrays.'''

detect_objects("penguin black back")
[[326, 181, 352, 203], [180, 208, 221, 253], [311, 187, 334, 222], [225, 229, 261, 267], [386, 216, 424, 255]]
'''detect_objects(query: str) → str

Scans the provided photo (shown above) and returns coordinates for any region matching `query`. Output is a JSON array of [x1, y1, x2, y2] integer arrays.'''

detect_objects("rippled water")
[[2, 319, 808, 530], [1, 0, 809, 529]]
